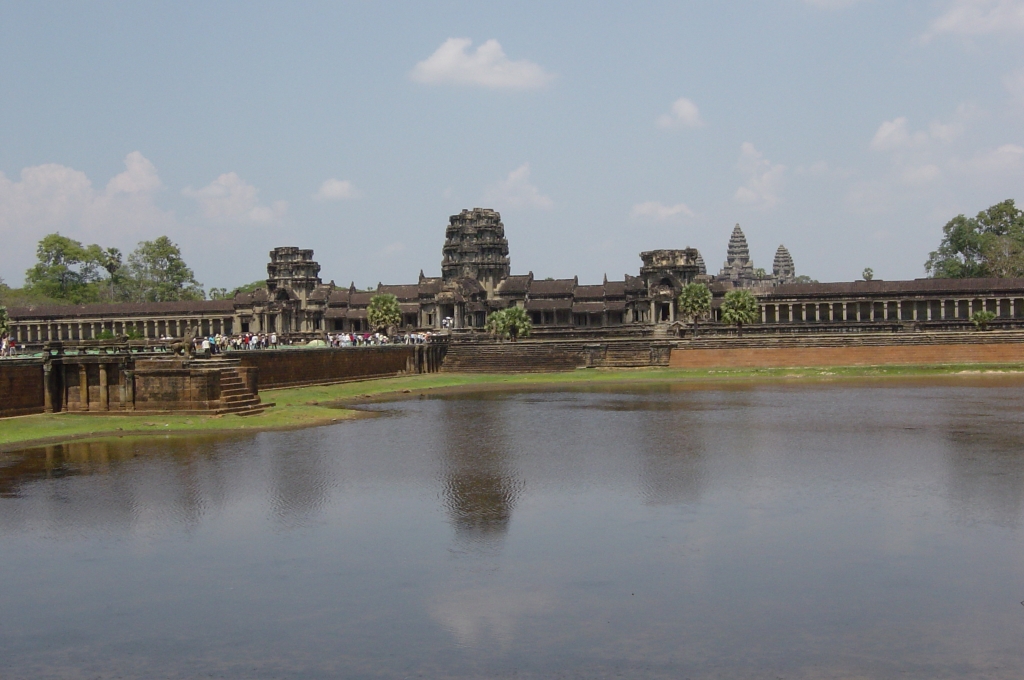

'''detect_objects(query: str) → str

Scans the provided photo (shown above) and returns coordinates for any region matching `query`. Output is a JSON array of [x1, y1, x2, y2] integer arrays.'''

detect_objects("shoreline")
[[3, 363, 1024, 451]]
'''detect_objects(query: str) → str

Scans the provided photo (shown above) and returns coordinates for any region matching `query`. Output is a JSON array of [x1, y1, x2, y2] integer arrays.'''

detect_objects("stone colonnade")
[[756, 296, 1024, 324], [12, 316, 235, 344]]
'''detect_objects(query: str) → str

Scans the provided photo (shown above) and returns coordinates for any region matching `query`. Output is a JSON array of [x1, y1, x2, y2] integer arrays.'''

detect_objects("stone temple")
[[9, 207, 1024, 342]]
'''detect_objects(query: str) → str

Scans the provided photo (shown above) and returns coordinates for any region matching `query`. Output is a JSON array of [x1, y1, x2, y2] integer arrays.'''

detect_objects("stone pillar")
[[99, 364, 109, 411], [43, 362, 54, 413], [927, 302, 933, 321], [79, 364, 89, 411], [940, 300, 946, 320], [761, 306, 766, 324], [1012, 299, 1016, 318], [856, 302, 862, 322]]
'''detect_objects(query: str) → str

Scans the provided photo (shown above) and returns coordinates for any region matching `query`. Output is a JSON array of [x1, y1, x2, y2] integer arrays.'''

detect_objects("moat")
[[3, 380, 1024, 679]]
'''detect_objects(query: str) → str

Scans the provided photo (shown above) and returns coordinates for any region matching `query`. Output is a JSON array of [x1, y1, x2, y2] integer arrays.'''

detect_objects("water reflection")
[[436, 397, 523, 548], [2, 381, 1024, 678]]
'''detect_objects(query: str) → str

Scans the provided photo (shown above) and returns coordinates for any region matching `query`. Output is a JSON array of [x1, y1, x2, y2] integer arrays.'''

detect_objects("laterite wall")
[[670, 343, 1024, 369], [236, 346, 415, 389], [0, 360, 45, 417]]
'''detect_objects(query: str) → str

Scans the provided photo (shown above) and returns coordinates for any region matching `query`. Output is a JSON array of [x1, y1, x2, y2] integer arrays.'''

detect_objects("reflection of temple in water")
[[437, 397, 523, 546]]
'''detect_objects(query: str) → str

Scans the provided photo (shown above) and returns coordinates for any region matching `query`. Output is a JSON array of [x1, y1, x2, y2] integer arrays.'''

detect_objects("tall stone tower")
[[441, 208, 511, 295], [266, 247, 322, 301], [773, 245, 795, 284], [718, 224, 756, 284]]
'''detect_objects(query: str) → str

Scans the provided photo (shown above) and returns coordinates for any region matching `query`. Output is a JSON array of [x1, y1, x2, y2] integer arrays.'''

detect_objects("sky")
[[1, 0, 1023, 291]]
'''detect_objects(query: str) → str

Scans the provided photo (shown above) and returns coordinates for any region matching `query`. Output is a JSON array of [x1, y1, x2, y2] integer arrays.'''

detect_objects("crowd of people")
[[0, 329, 438, 359], [183, 330, 437, 356]]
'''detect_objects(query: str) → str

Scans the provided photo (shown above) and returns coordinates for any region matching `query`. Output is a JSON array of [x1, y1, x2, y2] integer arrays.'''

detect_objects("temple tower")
[[441, 208, 511, 295], [773, 245, 795, 284], [266, 247, 322, 302], [718, 224, 756, 285]]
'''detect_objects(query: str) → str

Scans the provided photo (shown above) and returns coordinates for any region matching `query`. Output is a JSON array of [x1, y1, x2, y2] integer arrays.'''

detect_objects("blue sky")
[[1, 1, 1023, 290]]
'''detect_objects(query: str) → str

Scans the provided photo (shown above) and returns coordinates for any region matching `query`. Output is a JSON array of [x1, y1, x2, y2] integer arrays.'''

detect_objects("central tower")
[[441, 208, 511, 295]]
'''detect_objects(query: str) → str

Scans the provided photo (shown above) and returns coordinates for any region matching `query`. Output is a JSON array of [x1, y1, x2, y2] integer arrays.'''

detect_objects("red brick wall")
[[236, 347, 414, 389], [0, 360, 45, 417], [670, 343, 1024, 369]]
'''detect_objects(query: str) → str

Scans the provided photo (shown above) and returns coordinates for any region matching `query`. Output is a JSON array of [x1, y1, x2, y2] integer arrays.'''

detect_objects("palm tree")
[[367, 293, 402, 334], [486, 307, 532, 342], [720, 288, 759, 336], [677, 283, 711, 336]]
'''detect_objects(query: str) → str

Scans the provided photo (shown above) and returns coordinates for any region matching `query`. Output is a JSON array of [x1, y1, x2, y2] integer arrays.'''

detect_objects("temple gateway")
[[9, 207, 1024, 343]]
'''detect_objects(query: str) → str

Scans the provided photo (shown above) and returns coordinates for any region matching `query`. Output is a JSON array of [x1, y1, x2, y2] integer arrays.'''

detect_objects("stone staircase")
[[192, 357, 271, 415]]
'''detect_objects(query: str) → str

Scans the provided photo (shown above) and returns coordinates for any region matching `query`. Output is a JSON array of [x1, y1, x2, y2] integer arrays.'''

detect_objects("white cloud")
[[0, 152, 179, 284], [656, 97, 704, 129], [314, 178, 359, 201], [870, 107, 973, 151], [870, 117, 929, 151], [482, 163, 553, 209], [734, 142, 786, 209], [630, 201, 695, 221], [924, 0, 1024, 40], [955, 143, 1024, 174], [183, 172, 286, 224], [410, 38, 555, 90]]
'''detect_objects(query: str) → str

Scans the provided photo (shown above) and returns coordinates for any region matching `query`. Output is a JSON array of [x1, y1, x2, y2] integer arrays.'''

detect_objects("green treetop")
[[926, 199, 1024, 278], [367, 293, 401, 333], [24, 233, 105, 303], [720, 288, 759, 334], [121, 236, 205, 302], [677, 282, 711, 327], [486, 306, 532, 341]]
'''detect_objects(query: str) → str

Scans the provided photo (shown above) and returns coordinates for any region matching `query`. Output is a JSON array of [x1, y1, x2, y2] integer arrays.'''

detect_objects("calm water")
[[3, 379, 1024, 679]]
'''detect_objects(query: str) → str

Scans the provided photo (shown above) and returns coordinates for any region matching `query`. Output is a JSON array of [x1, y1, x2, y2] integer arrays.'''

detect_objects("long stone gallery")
[[8, 207, 1024, 341]]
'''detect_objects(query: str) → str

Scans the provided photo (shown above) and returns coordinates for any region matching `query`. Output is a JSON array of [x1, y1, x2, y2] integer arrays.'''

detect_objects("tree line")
[[2, 233, 263, 306]]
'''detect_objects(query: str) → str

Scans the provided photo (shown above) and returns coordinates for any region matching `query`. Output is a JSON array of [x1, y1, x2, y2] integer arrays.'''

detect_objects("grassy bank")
[[3, 363, 1024, 450]]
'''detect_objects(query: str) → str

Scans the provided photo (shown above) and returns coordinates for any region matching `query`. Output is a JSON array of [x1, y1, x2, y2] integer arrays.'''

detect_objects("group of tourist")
[[325, 332, 434, 347]]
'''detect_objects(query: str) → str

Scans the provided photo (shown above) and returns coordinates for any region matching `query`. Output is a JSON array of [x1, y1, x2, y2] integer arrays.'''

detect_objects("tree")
[[367, 293, 401, 333], [209, 280, 265, 300], [720, 288, 759, 335], [793, 275, 818, 284], [486, 306, 532, 341], [677, 283, 711, 333], [0, 305, 7, 336], [971, 309, 996, 331], [926, 199, 1024, 278], [862, 268, 874, 281], [120, 236, 204, 302], [100, 247, 122, 300], [24, 233, 104, 303]]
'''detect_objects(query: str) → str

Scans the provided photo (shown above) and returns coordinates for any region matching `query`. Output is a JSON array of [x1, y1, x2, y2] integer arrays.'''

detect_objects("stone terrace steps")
[[191, 356, 269, 415], [679, 330, 1024, 351]]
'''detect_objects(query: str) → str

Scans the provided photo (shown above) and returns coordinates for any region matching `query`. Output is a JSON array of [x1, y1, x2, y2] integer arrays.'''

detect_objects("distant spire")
[[773, 244, 795, 283], [727, 224, 750, 263], [694, 251, 706, 276]]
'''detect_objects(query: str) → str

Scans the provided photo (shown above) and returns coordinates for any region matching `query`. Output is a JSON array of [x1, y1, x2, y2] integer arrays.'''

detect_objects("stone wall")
[[670, 333, 1024, 369], [0, 359, 45, 417], [132, 359, 221, 411], [235, 345, 442, 389]]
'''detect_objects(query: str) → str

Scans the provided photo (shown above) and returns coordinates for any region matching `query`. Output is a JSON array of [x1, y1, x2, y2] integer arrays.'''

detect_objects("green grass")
[[3, 363, 1023, 450]]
